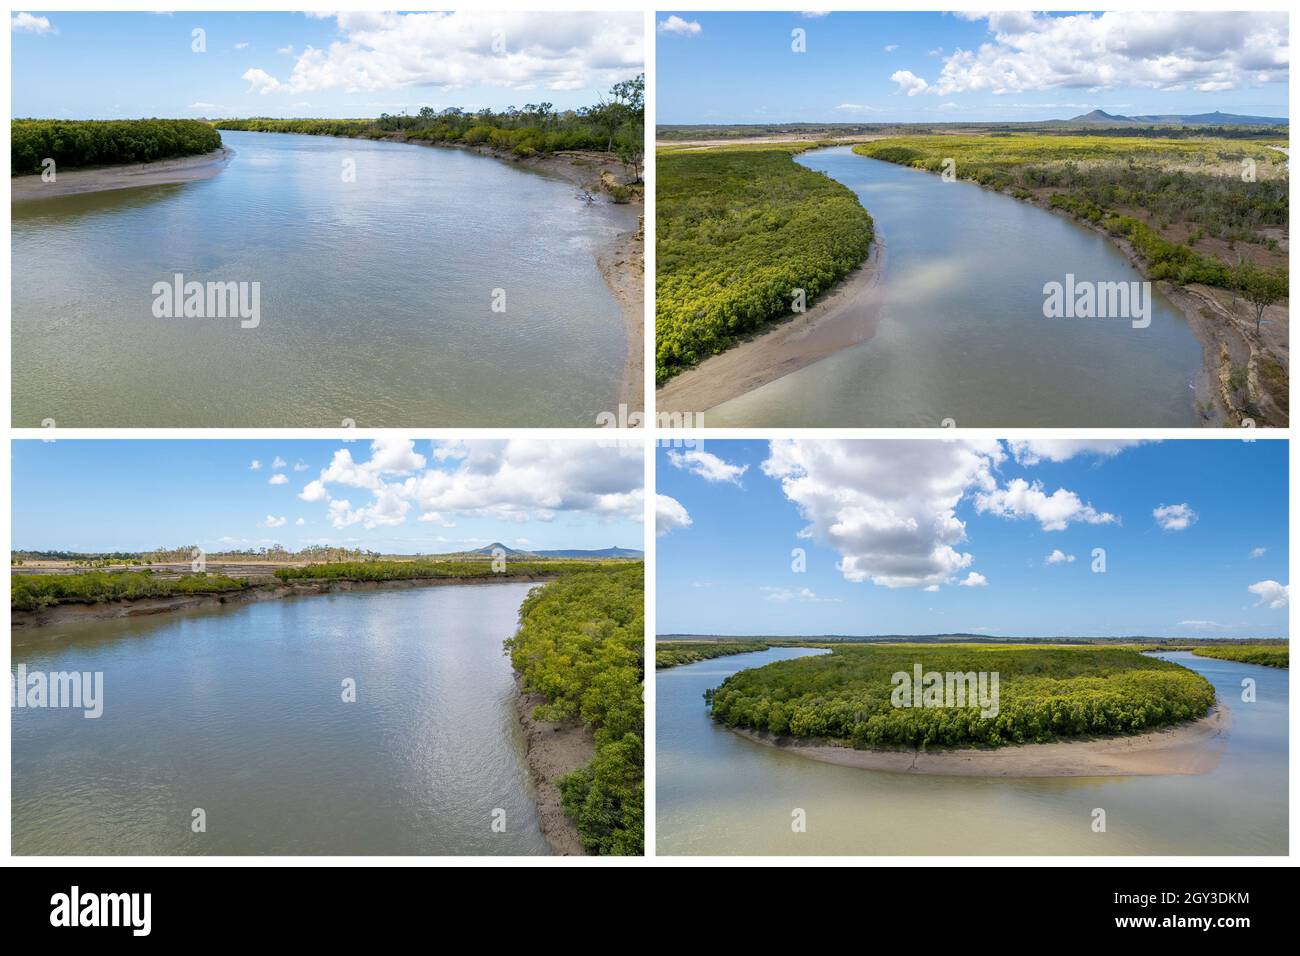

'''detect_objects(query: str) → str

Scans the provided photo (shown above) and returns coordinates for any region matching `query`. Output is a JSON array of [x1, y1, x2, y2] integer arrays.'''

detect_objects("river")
[[656, 648, 1287, 855], [12, 582, 552, 855], [11, 130, 631, 427], [704, 146, 1205, 427]]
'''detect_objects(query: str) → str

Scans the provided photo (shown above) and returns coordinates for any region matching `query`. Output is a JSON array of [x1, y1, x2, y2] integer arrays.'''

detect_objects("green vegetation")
[[656, 145, 874, 383], [12, 119, 222, 175], [506, 565, 644, 855], [11, 570, 250, 612], [272, 558, 609, 582], [707, 644, 1215, 748], [216, 74, 644, 180], [1193, 643, 1289, 668], [853, 134, 1287, 297], [656, 640, 772, 668]]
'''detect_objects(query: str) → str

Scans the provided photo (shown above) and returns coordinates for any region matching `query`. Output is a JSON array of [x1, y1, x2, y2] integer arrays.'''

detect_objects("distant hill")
[[1069, 109, 1287, 126], [466, 543, 642, 559], [467, 542, 534, 558]]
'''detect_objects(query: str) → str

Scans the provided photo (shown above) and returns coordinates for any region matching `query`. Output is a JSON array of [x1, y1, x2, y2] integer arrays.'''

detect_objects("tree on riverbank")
[[1236, 260, 1287, 334], [215, 74, 645, 178], [506, 564, 644, 855]]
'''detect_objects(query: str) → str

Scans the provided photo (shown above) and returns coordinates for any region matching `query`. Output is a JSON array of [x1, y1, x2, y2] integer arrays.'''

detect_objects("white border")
[[2, 0, 1296, 867]]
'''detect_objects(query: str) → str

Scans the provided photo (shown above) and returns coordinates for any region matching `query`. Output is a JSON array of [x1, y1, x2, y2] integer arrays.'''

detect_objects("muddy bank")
[[729, 703, 1228, 777], [599, 221, 646, 415], [11, 147, 232, 202], [11, 573, 555, 631], [512, 677, 595, 856], [658, 239, 883, 414]]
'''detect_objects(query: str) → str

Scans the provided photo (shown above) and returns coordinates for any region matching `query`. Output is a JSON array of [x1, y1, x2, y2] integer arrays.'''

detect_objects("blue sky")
[[12, 439, 644, 555], [11, 11, 642, 119], [656, 11, 1289, 124], [656, 440, 1289, 639]]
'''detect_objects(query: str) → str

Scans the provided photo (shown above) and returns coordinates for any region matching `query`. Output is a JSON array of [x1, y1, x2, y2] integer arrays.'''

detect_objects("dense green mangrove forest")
[[1192, 643, 1289, 668], [11, 570, 250, 611], [506, 564, 644, 855], [656, 640, 773, 668], [706, 644, 1216, 748], [11, 119, 222, 175], [656, 145, 874, 383]]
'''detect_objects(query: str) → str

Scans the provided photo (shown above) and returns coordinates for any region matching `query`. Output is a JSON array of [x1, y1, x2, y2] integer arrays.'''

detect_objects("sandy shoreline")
[[11, 573, 554, 632], [598, 224, 646, 416], [729, 703, 1229, 777], [11, 147, 232, 202], [658, 238, 883, 414], [511, 678, 594, 856]]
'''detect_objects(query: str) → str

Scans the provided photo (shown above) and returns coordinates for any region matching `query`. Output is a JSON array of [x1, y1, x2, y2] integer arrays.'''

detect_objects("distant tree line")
[[273, 559, 606, 582], [216, 74, 645, 185], [1192, 643, 1288, 668], [656, 640, 772, 668]]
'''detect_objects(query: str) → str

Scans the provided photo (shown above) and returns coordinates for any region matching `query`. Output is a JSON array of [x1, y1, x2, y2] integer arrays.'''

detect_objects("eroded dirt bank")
[[512, 678, 595, 856]]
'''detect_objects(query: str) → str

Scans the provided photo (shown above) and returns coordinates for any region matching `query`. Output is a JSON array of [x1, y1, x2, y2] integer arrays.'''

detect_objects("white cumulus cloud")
[[1153, 502, 1197, 532], [656, 494, 692, 538], [1248, 580, 1289, 609], [891, 69, 929, 96], [894, 12, 1287, 97], [762, 439, 1004, 588], [300, 439, 643, 531], [975, 478, 1117, 532], [658, 16, 701, 37], [666, 449, 747, 485], [243, 12, 642, 97], [12, 13, 54, 35], [760, 440, 1121, 588], [1046, 549, 1076, 565], [1007, 439, 1144, 466]]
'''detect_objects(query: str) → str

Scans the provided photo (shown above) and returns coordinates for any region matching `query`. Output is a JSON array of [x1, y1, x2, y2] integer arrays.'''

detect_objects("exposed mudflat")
[[729, 703, 1229, 777]]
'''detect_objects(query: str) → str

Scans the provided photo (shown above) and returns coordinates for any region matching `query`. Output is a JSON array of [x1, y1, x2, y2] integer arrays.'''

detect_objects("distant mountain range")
[[1068, 109, 1287, 126], [467, 543, 643, 559]]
